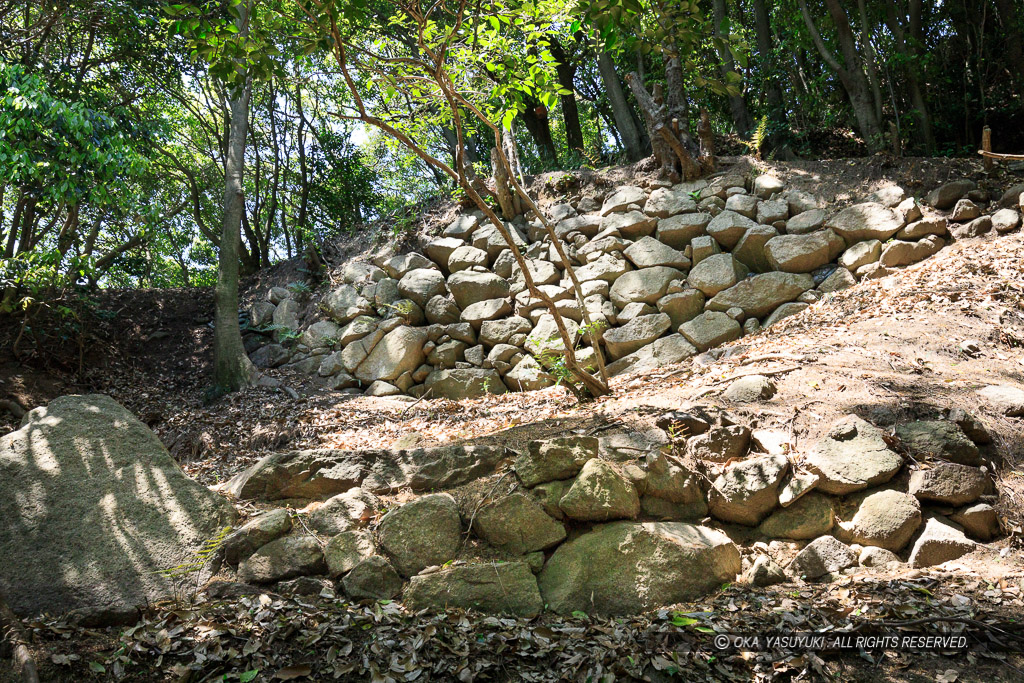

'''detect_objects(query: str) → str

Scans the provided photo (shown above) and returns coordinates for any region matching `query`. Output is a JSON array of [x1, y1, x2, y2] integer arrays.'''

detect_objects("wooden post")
[[982, 126, 993, 172]]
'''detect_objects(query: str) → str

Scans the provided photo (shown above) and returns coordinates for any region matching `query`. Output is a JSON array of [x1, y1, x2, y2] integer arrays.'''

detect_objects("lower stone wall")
[[214, 398, 1001, 616]]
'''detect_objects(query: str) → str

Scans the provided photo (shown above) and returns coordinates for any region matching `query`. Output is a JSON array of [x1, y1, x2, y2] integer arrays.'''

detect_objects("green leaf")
[[89, 661, 106, 673], [240, 670, 259, 683]]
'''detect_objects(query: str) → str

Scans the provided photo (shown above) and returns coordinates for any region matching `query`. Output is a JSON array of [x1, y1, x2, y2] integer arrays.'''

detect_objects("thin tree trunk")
[[856, 0, 885, 123], [712, 0, 753, 136], [519, 100, 559, 168], [992, 0, 1024, 92], [751, 0, 785, 111], [212, 0, 257, 395], [549, 39, 584, 153], [596, 50, 647, 161]]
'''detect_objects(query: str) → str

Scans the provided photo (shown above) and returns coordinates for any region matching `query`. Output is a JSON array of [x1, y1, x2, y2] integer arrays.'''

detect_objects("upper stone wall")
[[245, 174, 1023, 399]]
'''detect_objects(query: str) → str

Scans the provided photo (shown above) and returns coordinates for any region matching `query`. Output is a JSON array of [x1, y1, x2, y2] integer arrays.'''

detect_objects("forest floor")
[[2, 156, 1024, 681]]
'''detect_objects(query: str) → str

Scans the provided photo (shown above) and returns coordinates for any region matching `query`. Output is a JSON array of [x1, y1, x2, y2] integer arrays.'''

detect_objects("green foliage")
[[739, 115, 770, 160]]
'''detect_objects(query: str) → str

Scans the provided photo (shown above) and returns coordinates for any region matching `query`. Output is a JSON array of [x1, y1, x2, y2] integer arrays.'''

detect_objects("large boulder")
[[657, 290, 705, 328], [679, 311, 742, 351], [758, 493, 834, 540], [977, 384, 1024, 417], [656, 213, 712, 249], [708, 454, 789, 525], [308, 487, 378, 536], [516, 436, 597, 487], [879, 236, 944, 267], [644, 187, 696, 218], [623, 237, 690, 270], [687, 254, 749, 297], [447, 271, 510, 309], [222, 509, 293, 566], [764, 230, 844, 273], [610, 267, 683, 308], [342, 556, 403, 600], [603, 313, 672, 360], [427, 368, 507, 400], [706, 272, 814, 318], [559, 460, 640, 521], [909, 462, 986, 506], [908, 516, 976, 568], [404, 562, 543, 617], [605, 334, 698, 377], [378, 493, 462, 577], [826, 203, 904, 242], [803, 416, 902, 495], [839, 489, 921, 551], [238, 536, 325, 584], [354, 326, 428, 383], [472, 493, 566, 554], [732, 224, 778, 273], [601, 210, 657, 239], [323, 284, 374, 324], [0, 395, 237, 623], [706, 211, 758, 249], [538, 522, 740, 615], [601, 186, 647, 215], [925, 180, 976, 210], [398, 268, 447, 308], [895, 421, 981, 465]]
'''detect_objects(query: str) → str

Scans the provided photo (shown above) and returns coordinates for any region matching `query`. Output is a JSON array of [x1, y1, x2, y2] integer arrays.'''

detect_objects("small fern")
[[157, 526, 232, 580], [740, 115, 770, 160]]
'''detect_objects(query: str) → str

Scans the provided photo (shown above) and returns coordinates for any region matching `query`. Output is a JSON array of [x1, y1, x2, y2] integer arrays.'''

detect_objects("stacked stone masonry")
[[247, 176, 1022, 399]]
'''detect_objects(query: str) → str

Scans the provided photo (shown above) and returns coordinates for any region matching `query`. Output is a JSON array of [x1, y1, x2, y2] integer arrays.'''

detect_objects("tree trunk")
[[712, 0, 753, 136], [519, 100, 559, 168], [799, 0, 884, 150], [212, 0, 257, 396], [596, 50, 647, 161], [663, 51, 689, 133], [992, 0, 1024, 92], [856, 0, 885, 124], [751, 0, 785, 111], [882, 0, 935, 152], [549, 39, 585, 153]]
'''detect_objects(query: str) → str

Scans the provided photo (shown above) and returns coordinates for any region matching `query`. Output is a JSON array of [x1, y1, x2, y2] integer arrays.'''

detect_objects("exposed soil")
[[2, 155, 1024, 681]]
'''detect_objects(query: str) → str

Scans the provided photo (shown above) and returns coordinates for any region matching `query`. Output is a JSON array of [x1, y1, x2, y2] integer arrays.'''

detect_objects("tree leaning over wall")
[[293, 0, 611, 398]]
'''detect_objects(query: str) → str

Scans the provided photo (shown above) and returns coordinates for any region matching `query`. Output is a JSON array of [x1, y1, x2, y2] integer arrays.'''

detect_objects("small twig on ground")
[[0, 591, 40, 683], [401, 388, 432, 417], [461, 470, 514, 551]]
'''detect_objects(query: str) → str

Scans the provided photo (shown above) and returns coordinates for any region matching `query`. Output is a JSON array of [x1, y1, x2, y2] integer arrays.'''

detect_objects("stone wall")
[[246, 175, 1023, 399]]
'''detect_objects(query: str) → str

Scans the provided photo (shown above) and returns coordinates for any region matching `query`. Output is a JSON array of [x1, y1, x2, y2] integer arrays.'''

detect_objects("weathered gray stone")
[[504, 356, 556, 391], [926, 180, 976, 210], [992, 208, 1021, 234], [879, 235, 944, 267], [323, 285, 375, 324], [384, 252, 434, 279], [723, 374, 776, 402], [559, 460, 640, 521], [826, 202, 904, 242], [804, 415, 902, 495], [324, 530, 375, 577], [308, 487, 378, 536], [623, 237, 690, 270], [909, 462, 986, 506], [0, 395, 237, 622], [789, 536, 857, 579], [517, 436, 597, 487], [223, 509, 293, 566], [950, 504, 1000, 541], [732, 224, 778, 272], [472, 493, 566, 554], [644, 187, 697, 218], [897, 218, 947, 240], [679, 311, 742, 351], [708, 454, 789, 526], [895, 421, 981, 465], [604, 313, 673, 360], [818, 267, 857, 293], [950, 198, 980, 221], [398, 268, 447, 308], [354, 326, 428, 383], [605, 334, 698, 376], [686, 425, 750, 462], [424, 237, 465, 270], [758, 493, 834, 540], [656, 213, 711, 249], [342, 556, 403, 600], [238, 536, 325, 584], [786, 209, 826, 234], [610, 267, 684, 308], [707, 210, 759, 249], [405, 562, 543, 617], [724, 193, 760, 219], [687, 254, 749, 297], [841, 489, 921, 552], [706, 272, 814, 317], [447, 271, 511, 309], [657, 290, 705, 328], [763, 302, 808, 327], [424, 368, 506, 399], [908, 516, 975, 568], [977, 384, 1024, 417], [378, 494, 461, 577], [537, 522, 741, 615], [757, 199, 789, 225], [753, 175, 785, 199], [746, 554, 787, 586], [601, 186, 647, 215], [765, 230, 844, 273], [447, 245, 489, 272], [601, 210, 657, 239], [859, 546, 901, 568]]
